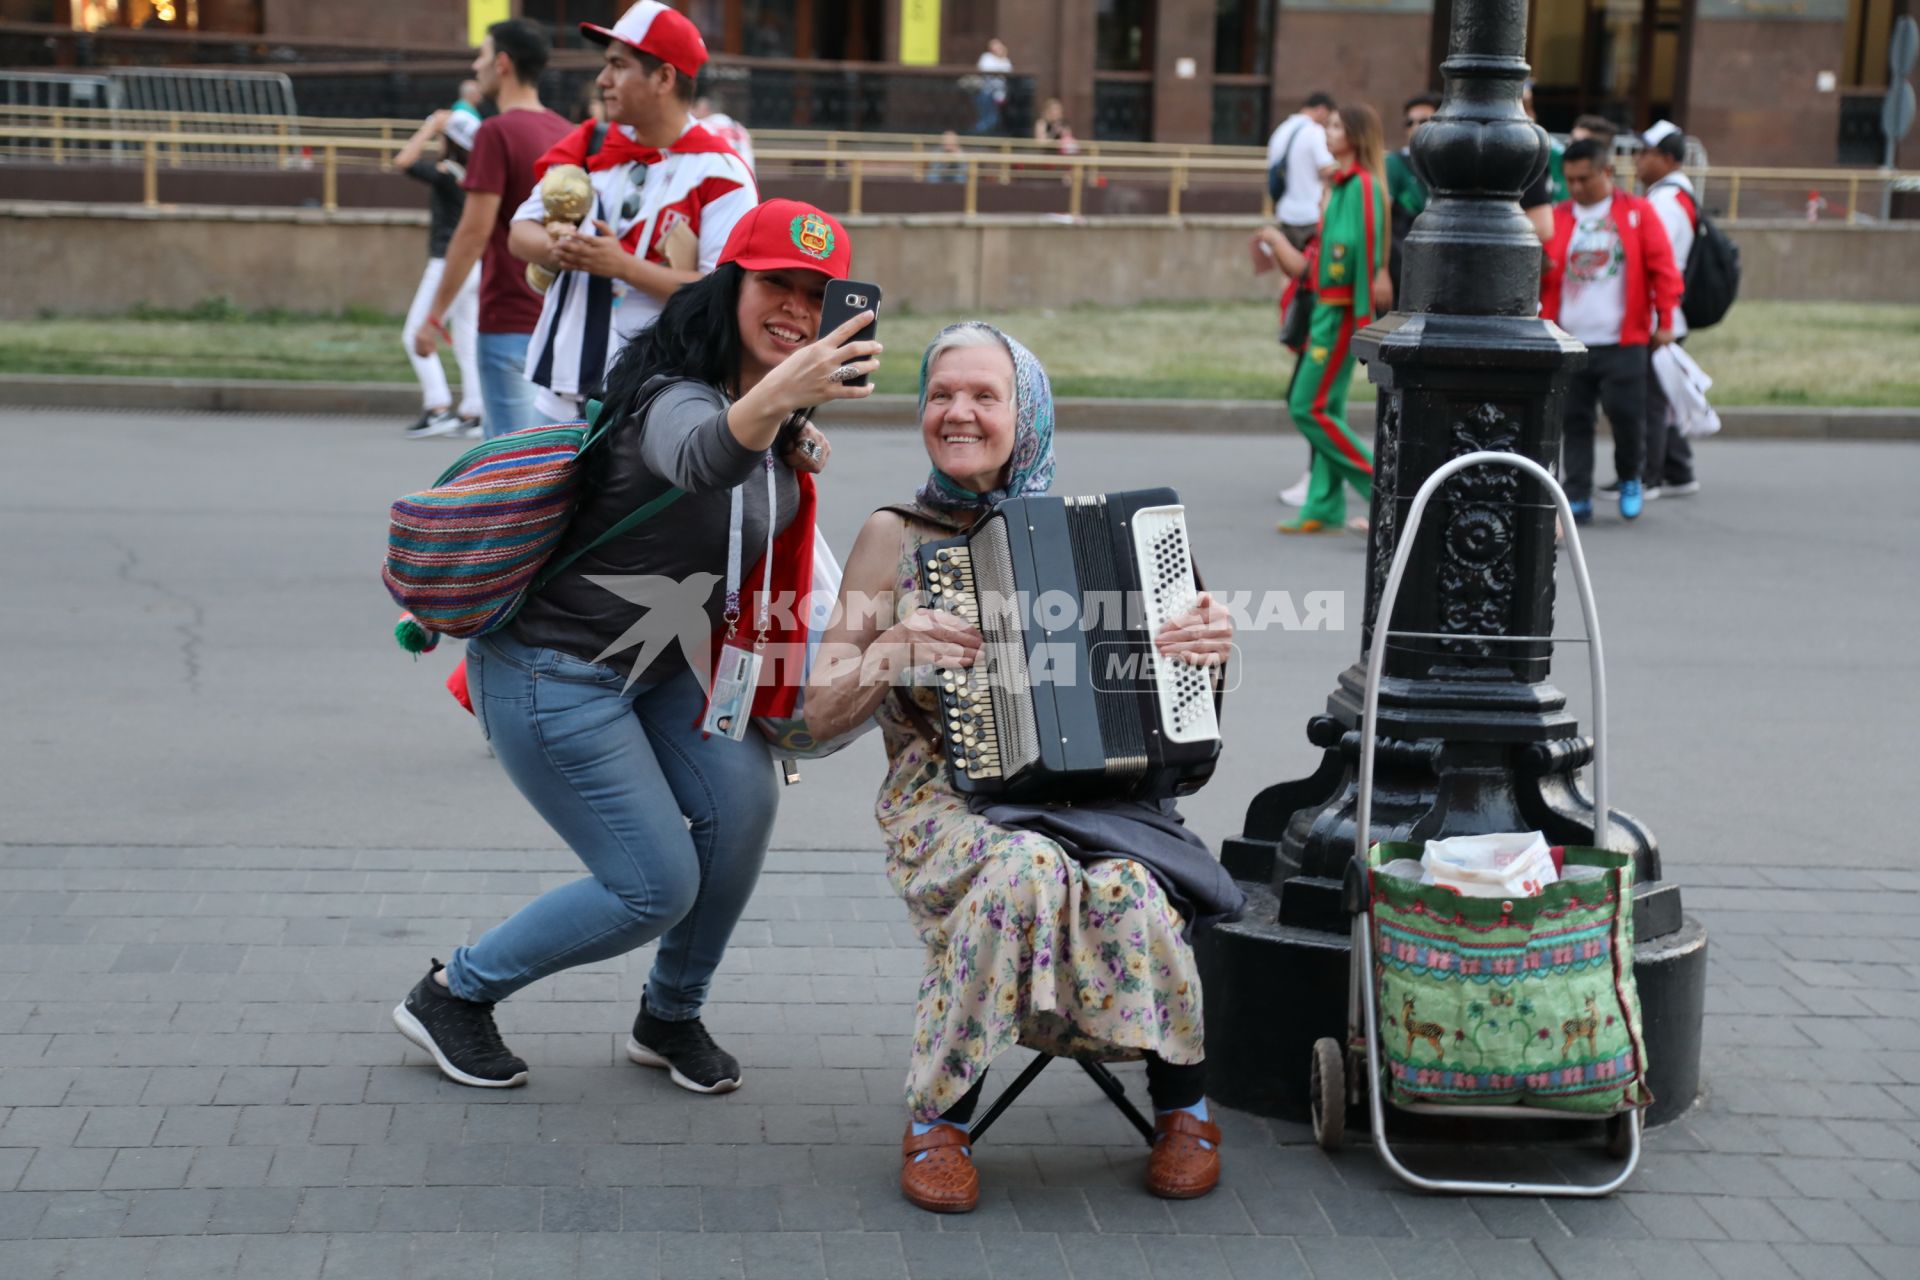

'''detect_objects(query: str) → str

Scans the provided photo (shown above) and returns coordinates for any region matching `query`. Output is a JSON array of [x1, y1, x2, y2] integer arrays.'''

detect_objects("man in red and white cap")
[[509, 0, 758, 423]]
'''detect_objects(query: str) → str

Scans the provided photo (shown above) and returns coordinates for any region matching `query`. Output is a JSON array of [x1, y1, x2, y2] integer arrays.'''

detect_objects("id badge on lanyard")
[[702, 454, 777, 741]]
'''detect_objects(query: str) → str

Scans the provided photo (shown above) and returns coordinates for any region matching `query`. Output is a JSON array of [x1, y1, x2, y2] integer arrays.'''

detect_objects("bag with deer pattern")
[[1367, 841, 1652, 1116]]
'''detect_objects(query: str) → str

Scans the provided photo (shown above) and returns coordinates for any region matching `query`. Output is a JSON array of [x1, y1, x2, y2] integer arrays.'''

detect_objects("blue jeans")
[[476, 330, 536, 439], [973, 90, 1002, 136], [446, 632, 779, 1016]]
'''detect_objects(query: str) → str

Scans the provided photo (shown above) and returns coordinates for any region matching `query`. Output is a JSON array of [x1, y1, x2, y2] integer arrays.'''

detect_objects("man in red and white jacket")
[[510, 2, 757, 424], [1540, 136, 1682, 523]]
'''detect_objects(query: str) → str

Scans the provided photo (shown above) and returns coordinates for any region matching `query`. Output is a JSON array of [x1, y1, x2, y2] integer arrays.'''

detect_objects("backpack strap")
[[1673, 187, 1698, 228], [1650, 176, 1699, 228], [1268, 117, 1305, 204], [530, 381, 687, 592]]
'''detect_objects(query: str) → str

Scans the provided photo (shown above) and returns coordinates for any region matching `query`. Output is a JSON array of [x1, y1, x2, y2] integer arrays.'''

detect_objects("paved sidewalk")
[[2, 410, 1917, 1278], [1, 845, 1918, 1279]]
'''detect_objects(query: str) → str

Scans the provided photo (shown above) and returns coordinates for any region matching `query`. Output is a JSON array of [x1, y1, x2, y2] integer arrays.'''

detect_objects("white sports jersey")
[[517, 118, 756, 409]]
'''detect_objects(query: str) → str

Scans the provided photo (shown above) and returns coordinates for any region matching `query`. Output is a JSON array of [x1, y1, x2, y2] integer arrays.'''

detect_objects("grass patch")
[[5, 298, 1917, 407]]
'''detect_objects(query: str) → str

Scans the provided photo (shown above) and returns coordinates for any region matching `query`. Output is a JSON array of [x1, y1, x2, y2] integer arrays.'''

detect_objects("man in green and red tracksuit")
[[1540, 136, 1682, 524]]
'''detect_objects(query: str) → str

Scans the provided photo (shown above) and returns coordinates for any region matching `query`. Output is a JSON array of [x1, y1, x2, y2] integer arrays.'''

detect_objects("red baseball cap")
[[581, 1, 708, 81], [719, 199, 853, 279]]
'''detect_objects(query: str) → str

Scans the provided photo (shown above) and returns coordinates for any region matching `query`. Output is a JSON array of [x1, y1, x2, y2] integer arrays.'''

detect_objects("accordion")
[[916, 488, 1220, 803]]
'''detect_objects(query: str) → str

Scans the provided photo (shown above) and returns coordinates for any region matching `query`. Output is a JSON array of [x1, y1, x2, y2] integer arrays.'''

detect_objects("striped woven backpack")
[[381, 381, 683, 640]]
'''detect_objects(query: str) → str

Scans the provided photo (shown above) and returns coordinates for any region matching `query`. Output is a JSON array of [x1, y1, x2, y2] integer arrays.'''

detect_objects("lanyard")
[[723, 452, 778, 646]]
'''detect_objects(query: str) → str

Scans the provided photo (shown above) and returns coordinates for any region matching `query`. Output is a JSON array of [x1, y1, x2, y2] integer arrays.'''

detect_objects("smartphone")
[[817, 278, 882, 388]]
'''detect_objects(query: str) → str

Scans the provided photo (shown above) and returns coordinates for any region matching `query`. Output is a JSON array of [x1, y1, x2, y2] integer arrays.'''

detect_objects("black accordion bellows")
[[917, 488, 1221, 803]]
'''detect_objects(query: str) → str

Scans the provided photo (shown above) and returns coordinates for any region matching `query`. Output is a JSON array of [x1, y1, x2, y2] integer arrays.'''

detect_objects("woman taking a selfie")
[[1254, 101, 1392, 536], [393, 200, 880, 1096]]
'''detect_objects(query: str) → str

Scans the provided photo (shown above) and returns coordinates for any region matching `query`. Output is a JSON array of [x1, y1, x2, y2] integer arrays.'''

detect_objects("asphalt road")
[[3, 409, 1915, 868]]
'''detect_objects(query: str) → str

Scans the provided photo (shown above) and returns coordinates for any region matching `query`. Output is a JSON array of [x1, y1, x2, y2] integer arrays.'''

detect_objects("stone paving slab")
[[4, 414, 1918, 1277], [2, 841, 1918, 1279]]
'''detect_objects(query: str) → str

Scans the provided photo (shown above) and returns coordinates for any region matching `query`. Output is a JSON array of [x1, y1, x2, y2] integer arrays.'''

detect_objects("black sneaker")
[[627, 996, 741, 1094], [1600, 478, 1624, 493], [392, 960, 528, 1088], [404, 409, 463, 440]]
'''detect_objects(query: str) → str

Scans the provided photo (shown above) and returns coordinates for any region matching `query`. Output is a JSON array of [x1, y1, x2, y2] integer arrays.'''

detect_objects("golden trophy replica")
[[525, 164, 594, 294]]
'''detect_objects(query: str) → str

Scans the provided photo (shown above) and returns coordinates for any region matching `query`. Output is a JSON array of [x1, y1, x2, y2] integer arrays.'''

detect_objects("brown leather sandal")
[[1145, 1110, 1222, 1199], [900, 1123, 980, 1213]]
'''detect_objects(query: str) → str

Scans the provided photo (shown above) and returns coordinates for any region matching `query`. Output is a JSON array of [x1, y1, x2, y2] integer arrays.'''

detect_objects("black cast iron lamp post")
[[1197, 0, 1708, 1127]]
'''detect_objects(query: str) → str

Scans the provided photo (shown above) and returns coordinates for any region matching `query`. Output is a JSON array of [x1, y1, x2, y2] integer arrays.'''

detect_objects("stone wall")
[[2, 205, 1915, 319]]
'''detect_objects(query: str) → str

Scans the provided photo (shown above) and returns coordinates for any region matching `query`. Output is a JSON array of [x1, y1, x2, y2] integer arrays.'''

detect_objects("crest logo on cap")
[[791, 213, 834, 260]]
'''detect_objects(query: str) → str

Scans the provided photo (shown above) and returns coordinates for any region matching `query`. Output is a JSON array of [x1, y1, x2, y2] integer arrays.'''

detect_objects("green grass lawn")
[[5, 298, 1917, 408]]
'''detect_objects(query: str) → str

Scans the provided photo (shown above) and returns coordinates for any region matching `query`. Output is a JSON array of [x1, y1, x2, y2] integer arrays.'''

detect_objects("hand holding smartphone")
[[817, 278, 882, 387]]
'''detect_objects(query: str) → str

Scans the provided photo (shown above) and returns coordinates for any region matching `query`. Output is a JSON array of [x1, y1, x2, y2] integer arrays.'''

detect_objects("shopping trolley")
[[1308, 450, 1644, 1196]]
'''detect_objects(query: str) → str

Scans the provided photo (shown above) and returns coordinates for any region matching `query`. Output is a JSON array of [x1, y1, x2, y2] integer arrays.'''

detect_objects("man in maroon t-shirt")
[[413, 19, 569, 439]]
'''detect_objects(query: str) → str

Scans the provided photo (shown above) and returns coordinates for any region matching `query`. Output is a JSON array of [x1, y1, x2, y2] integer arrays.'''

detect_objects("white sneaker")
[[1278, 471, 1312, 507], [1662, 479, 1701, 497], [405, 409, 462, 440], [1642, 486, 1663, 502], [459, 419, 484, 439]]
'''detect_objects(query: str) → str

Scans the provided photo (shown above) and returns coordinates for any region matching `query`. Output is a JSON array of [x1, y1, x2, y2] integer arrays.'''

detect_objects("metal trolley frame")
[[1308, 450, 1643, 1196]]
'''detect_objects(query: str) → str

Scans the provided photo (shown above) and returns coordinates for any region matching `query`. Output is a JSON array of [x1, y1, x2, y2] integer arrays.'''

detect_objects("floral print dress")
[[874, 518, 1206, 1122]]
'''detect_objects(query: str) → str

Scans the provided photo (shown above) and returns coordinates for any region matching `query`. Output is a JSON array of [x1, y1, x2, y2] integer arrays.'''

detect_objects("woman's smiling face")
[[735, 268, 828, 386], [921, 342, 1017, 493]]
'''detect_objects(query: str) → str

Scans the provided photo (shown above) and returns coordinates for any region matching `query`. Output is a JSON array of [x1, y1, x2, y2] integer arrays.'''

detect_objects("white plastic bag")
[[1652, 343, 1721, 440], [1420, 831, 1558, 898]]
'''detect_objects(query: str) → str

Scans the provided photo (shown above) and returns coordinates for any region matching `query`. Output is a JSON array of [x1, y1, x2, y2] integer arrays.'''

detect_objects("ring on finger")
[[828, 364, 862, 384], [799, 438, 824, 462]]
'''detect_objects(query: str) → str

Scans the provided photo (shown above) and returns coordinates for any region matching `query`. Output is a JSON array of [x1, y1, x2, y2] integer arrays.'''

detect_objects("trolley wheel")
[[1309, 1037, 1346, 1150], [1604, 1112, 1636, 1159]]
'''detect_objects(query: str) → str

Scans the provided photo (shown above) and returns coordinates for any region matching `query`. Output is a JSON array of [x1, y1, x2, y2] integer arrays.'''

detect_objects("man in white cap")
[[510, 0, 758, 424], [1635, 120, 1702, 498]]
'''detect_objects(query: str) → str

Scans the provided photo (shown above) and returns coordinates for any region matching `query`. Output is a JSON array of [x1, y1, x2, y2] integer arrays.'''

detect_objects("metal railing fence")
[[4, 111, 1918, 225]]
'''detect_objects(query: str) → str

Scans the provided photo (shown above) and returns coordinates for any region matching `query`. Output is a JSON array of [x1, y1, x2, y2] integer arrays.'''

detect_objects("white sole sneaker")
[[404, 415, 463, 440], [625, 1036, 742, 1094], [391, 1002, 528, 1089]]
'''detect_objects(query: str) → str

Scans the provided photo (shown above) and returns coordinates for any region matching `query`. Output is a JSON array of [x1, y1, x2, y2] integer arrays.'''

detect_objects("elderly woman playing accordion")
[[803, 323, 1240, 1213]]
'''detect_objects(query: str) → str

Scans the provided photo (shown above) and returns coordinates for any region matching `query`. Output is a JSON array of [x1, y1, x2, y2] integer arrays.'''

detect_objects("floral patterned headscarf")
[[913, 322, 1056, 523]]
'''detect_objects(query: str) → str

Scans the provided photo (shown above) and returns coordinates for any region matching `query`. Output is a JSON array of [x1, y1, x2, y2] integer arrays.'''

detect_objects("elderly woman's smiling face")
[[921, 342, 1017, 494]]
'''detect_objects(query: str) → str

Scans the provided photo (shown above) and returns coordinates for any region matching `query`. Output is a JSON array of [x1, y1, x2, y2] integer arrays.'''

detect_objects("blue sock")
[[1155, 1099, 1214, 1149], [909, 1118, 970, 1162]]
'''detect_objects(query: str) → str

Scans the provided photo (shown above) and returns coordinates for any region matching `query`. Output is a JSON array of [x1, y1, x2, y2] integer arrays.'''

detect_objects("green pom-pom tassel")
[[395, 612, 440, 656]]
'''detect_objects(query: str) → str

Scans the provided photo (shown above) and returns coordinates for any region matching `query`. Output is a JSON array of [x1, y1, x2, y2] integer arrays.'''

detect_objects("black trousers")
[[1560, 343, 1647, 503], [1642, 339, 1697, 487]]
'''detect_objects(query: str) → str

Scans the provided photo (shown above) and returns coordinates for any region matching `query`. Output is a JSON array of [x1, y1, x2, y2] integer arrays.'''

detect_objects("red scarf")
[[533, 118, 738, 178], [702, 469, 817, 724]]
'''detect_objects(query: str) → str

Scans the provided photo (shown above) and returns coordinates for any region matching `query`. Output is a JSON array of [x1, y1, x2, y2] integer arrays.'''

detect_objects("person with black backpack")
[[1266, 92, 1337, 249], [1636, 120, 1738, 498]]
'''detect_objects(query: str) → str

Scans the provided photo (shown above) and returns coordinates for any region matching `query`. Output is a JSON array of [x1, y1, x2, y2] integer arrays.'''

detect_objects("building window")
[[1214, 0, 1275, 76], [1096, 0, 1154, 72], [1527, 0, 1686, 132], [64, 0, 261, 30], [1844, 0, 1898, 88]]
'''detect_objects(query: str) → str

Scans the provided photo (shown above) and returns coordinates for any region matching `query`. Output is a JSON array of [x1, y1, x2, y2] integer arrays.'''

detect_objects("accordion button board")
[[926, 545, 1004, 779], [917, 488, 1221, 804]]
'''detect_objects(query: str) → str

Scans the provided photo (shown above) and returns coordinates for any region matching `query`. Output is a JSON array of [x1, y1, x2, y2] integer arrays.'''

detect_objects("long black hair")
[[594, 262, 746, 426]]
